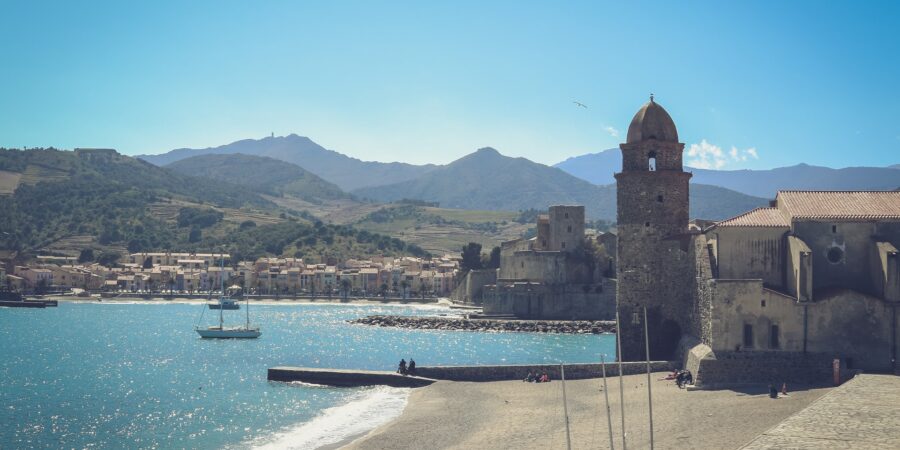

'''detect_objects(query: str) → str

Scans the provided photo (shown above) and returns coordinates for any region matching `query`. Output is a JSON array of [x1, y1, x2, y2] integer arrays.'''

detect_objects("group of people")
[[660, 369, 693, 388], [397, 358, 416, 375], [523, 370, 550, 383]]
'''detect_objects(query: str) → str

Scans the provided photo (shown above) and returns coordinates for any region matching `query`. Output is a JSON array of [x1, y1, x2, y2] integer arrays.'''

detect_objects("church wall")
[[713, 227, 788, 289], [709, 279, 898, 371], [873, 242, 899, 301], [793, 221, 878, 297], [786, 236, 812, 301]]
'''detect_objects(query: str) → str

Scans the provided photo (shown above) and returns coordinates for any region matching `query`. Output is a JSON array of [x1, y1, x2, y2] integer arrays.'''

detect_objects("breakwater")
[[268, 362, 677, 386], [349, 315, 616, 334]]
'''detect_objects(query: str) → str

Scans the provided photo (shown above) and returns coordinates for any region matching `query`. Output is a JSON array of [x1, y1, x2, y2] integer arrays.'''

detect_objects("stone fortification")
[[415, 361, 677, 382], [350, 315, 615, 334]]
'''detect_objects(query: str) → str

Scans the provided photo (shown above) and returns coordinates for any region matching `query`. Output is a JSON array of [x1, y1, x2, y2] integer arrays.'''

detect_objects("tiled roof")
[[715, 208, 789, 228], [777, 191, 900, 220]]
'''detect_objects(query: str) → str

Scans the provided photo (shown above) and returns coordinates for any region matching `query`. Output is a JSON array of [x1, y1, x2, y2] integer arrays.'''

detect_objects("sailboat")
[[195, 256, 261, 339]]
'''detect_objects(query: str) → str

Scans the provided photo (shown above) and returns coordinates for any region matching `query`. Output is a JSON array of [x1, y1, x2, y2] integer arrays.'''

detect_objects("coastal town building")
[[612, 98, 900, 383]]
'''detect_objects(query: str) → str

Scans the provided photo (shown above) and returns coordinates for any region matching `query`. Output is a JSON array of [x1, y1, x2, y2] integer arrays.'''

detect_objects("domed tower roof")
[[626, 95, 679, 144]]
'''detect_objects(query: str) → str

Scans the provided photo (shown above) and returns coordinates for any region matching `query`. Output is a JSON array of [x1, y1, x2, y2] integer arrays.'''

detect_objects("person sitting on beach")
[[407, 359, 416, 375], [539, 372, 550, 383], [398, 359, 407, 375], [675, 370, 685, 387], [524, 371, 535, 382]]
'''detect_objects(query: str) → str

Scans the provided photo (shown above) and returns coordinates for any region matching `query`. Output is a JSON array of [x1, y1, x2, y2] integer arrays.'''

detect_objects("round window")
[[826, 246, 844, 264]]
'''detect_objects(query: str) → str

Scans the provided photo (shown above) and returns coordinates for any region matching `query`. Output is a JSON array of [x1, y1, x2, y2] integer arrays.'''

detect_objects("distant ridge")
[[355, 147, 767, 220], [166, 153, 349, 203], [138, 134, 437, 191], [555, 149, 900, 198]]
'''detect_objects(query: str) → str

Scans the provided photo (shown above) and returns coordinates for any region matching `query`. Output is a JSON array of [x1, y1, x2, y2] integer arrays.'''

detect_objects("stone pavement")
[[741, 374, 900, 449]]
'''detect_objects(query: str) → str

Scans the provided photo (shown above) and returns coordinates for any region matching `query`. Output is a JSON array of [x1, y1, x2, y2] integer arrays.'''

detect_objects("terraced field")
[[0, 170, 22, 194]]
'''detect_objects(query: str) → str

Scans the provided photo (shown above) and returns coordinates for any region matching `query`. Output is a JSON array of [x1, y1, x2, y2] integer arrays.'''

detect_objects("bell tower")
[[614, 96, 693, 361]]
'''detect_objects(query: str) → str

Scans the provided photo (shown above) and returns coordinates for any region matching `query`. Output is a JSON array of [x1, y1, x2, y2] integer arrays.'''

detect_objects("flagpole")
[[601, 354, 615, 450], [615, 310, 627, 450], [644, 307, 655, 450]]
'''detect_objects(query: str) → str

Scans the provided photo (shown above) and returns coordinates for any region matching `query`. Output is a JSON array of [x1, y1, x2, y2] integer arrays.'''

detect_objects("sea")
[[0, 301, 616, 449]]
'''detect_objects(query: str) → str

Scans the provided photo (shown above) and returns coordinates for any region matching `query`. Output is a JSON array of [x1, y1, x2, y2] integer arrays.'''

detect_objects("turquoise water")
[[0, 302, 615, 448]]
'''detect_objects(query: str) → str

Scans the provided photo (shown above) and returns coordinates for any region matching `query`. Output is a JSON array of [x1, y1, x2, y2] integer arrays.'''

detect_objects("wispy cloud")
[[602, 125, 619, 138], [686, 139, 758, 170]]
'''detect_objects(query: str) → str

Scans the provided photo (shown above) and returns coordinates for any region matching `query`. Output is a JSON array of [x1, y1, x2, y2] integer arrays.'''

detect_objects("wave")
[[250, 386, 410, 450]]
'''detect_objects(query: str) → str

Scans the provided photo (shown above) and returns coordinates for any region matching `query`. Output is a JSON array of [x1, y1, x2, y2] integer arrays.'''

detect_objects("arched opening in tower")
[[648, 151, 657, 171]]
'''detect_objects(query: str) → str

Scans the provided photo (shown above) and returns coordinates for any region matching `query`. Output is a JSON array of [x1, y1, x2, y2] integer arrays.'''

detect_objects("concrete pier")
[[267, 367, 437, 388]]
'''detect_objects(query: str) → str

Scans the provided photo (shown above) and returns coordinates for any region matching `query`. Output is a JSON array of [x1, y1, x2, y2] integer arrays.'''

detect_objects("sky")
[[1, 0, 898, 170]]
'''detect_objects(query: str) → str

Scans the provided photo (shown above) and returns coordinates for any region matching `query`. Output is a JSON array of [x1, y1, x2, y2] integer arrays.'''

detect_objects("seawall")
[[268, 362, 677, 387]]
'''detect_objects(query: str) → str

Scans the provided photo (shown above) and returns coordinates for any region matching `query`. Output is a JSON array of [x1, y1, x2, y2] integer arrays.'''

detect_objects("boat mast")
[[560, 363, 572, 450], [219, 253, 224, 329]]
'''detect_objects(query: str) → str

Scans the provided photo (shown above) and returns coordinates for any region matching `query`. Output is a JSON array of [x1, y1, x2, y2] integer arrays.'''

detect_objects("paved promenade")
[[741, 374, 900, 449]]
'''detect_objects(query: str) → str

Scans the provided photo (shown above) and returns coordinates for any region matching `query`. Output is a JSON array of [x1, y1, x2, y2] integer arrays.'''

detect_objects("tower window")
[[561, 242, 566, 249], [832, 225, 837, 233], [648, 151, 657, 171], [761, 299, 766, 308], [657, 195, 663, 203], [645, 222, 650, 227], [567, 225, 572, 233]]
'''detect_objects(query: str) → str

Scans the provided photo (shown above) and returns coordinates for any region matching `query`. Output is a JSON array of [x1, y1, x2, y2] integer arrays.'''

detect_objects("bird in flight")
[[573, 101, 588, 108]]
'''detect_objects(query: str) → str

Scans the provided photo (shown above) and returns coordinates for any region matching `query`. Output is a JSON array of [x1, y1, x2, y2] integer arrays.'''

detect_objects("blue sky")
[[1, 1, 898, 169]]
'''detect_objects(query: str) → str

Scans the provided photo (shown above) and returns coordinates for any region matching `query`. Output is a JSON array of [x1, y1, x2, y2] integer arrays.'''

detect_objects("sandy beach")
[[347, 371, 831, 450]]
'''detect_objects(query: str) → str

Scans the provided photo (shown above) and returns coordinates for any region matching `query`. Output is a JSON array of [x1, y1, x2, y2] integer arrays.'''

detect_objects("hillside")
[[0, 148, 427, 262], [354, 147, 766, 220], [138, 134, 436, 191], [166, 153, 349, 203], [555, 149, 900, 198]]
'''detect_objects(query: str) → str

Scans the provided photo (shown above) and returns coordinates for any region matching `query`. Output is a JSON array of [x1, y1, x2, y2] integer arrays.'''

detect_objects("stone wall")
[[694, 351, 837, 386], [416, 361, 677, 382], [710, 278, 899, 372], [548, 205, 585, 252], [449, 269, 497, 304], [482, 278, 616, 320], [712, 227, 788, 289]]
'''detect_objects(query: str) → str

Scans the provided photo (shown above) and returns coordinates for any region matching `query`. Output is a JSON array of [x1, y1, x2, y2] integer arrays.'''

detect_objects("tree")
[[460, 242, 484, 272], [97, 251, 121, 267], [484, 246, 501, 269], [78, 248, 95, 263], [188, 226, 202, 243], [143, 257, 153, 269], [239, 220, 257, 231], [341, 279, 351, 301]]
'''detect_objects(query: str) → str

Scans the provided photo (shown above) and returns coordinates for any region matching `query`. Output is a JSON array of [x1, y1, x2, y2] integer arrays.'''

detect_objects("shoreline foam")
[[247, 386, 411, 450]]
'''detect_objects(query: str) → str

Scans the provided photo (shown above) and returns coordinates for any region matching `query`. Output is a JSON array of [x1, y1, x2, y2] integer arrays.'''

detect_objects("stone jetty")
[[349, 315, 615, 334]]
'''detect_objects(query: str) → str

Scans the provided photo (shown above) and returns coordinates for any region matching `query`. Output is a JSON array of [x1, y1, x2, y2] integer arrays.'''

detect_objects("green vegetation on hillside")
[[197, 220, 430, 263], [165, 153, 349, 203]]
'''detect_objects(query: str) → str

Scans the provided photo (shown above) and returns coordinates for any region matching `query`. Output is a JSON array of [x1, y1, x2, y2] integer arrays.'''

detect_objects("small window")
[[743, 324, 754, 348], [520, 261, 524, 268], [565, 212, 569, 219], [648, 151, 657, 171], [561, 242, 566, 249], [761, 299, 766, 308], [832, 225, 837, 233], [657, 195, 663, 203], [770, 325, 780, 349], [567, 225, 572, 233], [645, 222, 650, 227]]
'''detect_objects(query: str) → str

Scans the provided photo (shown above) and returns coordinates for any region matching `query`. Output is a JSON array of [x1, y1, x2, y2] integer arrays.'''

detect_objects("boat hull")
[[208, 303, 240, 310], [195, 327, 261, 339]]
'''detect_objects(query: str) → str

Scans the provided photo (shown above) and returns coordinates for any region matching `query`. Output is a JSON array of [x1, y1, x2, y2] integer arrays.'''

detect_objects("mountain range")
[[138, 134, 435, 191], [166, 153, 348, 203], [353, 147, 767, 220], [555, 149, 900, 198], [138, 135, 899, 221]]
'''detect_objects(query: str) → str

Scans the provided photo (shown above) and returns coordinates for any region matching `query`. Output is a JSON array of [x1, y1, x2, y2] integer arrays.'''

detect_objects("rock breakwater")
[[349, 315, 616, 334]]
